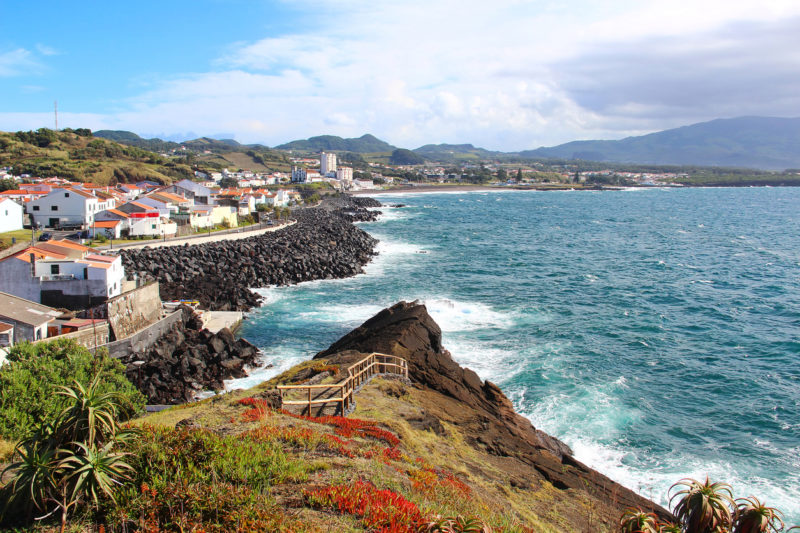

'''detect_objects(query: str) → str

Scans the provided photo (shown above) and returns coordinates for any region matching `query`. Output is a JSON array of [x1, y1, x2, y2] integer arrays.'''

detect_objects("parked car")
[[38, 232, 52, 242]]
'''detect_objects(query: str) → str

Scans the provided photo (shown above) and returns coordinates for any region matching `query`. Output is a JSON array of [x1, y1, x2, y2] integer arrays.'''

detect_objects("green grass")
[[0, 228, 40, 249]]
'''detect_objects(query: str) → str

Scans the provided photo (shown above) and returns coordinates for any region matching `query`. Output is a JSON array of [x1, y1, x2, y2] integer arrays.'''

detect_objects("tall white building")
[[336, 167, 354, 181], [320, 152, 337, 177]]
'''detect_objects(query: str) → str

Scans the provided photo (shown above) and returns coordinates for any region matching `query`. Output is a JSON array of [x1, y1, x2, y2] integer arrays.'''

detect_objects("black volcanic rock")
[[122, 306, 259, 404], [121, 196, 379, 311], [314, 301, 671, 520]]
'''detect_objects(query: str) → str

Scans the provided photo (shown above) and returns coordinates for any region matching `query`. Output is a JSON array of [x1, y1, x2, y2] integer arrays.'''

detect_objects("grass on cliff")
[[126, 375, 598, 533], [1, 360, 611, 532]]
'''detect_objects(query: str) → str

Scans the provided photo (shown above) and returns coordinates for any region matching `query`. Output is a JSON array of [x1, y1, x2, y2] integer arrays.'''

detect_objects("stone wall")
[[33, 323, 111, 350], [106, 282, 162, 340], [104, 310, 183, 359]]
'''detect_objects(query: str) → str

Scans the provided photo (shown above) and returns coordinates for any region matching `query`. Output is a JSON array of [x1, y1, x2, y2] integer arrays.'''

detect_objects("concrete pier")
[[201, 311, 244, 333]]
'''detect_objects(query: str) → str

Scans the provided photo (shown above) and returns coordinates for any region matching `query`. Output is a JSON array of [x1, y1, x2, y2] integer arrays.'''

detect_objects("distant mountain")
[[94, 130, 179, 153], [276, 134, 395, 153], [521, 117, 800, 170], [413, 143, 501, 162]]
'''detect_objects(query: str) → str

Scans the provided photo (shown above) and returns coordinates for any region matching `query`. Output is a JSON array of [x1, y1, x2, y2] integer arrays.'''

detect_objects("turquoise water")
[[235, 187, 800, 520]]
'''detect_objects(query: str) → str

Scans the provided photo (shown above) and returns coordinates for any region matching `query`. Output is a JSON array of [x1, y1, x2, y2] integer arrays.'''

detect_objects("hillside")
[[0, 129, 193, 185], [414, 143, 500, 161], [277, 133, 396, 153], [521, 116, 800, 170], [94, 130, 180, 153]]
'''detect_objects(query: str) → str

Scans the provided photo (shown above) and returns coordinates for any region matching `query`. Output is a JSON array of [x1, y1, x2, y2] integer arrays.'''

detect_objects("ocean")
[[232, 187, 800, 521]]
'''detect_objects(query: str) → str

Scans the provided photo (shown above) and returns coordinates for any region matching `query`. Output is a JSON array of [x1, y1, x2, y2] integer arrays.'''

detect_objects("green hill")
[[413, 143, 499, 161], [277, 133, 395, 153], [521, 116, 800, 170], [94, 130, 180, 153], [0, 129, 193, 184]]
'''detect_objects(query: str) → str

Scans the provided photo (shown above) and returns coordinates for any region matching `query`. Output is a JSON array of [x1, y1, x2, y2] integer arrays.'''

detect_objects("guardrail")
[[277, 352, 408, 415]]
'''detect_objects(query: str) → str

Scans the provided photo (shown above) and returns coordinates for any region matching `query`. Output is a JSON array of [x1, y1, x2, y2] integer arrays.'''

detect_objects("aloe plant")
[[732, 497, 784, 533], [669, 477, 735, 533], [0, 376, 138, 532], [619, 508, 660, 533]]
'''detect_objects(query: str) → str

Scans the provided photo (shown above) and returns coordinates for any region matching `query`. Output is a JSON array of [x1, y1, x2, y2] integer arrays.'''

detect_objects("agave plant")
[[55, 375, 122, 446], [0, 376, 138, 532], [0, 438, 58, 520], [732, 497, 784, 533], [669, 477, 735, 533], [659, 522, 682, 533], [620, 508, 661, 533]]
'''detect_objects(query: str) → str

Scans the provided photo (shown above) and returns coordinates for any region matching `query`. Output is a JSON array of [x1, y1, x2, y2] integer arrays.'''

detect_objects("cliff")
[[315, 301, 669, 522], [70, 300, 671, 532]]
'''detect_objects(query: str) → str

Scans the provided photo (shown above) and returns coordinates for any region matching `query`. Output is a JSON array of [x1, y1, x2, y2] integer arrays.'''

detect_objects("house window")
[[33, 206, 39, 211], [51, 205, 58, 211], [151, 224, 156, 229], [4, 210, 7, 216], [51, 264, 60, 275], [64, 192, 70, 198]]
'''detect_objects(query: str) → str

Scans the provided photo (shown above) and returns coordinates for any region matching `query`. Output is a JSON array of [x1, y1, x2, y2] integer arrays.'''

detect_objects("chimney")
[[29, 252, 36, 278]]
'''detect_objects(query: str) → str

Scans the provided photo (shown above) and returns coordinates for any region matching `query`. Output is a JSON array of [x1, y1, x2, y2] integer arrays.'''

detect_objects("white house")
[[0, 240, 125, 309], [26, 188, 100, 228], [88, 220, 123, 239], [0, 198, 24, 233]]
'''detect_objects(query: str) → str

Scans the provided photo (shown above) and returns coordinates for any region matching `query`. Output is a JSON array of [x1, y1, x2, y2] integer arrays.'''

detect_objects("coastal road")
[[98, 220, 296, 251]]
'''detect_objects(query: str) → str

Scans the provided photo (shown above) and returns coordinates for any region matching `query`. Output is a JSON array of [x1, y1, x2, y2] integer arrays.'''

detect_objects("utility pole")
[[54, 100, 58, 131]]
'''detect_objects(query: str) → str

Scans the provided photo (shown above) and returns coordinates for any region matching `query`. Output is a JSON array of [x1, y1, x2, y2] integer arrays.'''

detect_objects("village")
[[0, 152, 371, 366]]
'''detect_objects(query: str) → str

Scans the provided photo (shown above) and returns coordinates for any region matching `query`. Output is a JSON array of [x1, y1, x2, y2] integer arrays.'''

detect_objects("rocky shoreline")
[[120, 195, 383, 403], [121, 306, 260, 404], [121, 195, 382, 311]]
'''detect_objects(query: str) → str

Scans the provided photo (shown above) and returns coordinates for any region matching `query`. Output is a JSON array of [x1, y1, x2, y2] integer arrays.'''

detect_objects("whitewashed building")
[[26, 188, 100, 228], [0, 198, 24, 233]]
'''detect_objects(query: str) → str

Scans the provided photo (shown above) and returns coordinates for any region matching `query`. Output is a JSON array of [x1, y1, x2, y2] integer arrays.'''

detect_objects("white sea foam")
[[443, 339, 524, 383], [223, 346, 308, 391], [423, 298, 511, 332]]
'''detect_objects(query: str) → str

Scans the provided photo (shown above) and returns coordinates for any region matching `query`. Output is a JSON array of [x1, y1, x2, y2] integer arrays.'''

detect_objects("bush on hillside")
[[0, 339, 145, 440]]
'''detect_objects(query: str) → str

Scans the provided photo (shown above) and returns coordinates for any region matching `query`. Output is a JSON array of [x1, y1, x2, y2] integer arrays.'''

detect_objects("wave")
[[423, 298, 512, 332]]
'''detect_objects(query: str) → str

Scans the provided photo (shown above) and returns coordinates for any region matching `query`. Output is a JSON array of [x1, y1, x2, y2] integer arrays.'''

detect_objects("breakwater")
[[121, 196, 381, 311]]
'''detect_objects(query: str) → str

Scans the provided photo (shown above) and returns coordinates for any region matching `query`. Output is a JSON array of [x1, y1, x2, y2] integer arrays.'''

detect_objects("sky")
[[1, 0, 799, 151]]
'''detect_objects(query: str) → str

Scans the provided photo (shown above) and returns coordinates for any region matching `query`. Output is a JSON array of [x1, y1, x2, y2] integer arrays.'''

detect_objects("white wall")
[[0, 200, 23, 233]]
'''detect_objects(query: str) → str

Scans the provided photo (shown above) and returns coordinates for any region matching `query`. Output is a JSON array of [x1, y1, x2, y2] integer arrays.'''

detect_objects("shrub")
[[0, 339, 145, 440], [0, 375, 138, 529]]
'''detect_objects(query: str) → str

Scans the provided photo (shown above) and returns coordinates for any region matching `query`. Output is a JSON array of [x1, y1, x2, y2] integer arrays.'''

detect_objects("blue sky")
[[2, 0, 799, 150]]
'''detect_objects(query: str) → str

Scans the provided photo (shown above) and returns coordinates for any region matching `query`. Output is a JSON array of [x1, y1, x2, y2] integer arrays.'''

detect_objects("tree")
[[497, 168, 508, 181], [516, 168, 523, 181], [219, 177, 238, 189]]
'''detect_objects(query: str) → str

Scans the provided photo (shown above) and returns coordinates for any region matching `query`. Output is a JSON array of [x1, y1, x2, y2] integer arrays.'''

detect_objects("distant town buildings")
[[320, 152, 337, 177]]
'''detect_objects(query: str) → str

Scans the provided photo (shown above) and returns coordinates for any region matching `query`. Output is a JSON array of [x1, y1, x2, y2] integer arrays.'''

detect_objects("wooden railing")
[[277, 352, 408, 415]]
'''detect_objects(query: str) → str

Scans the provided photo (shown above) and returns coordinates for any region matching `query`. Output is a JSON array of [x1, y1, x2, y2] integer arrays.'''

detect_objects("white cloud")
[[4, 0, 800, 149], [0, 48, 42, 77]]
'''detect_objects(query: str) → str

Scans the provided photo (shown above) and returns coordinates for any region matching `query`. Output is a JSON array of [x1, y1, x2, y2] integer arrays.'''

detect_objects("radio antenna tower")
[[54, 100, 58, 130]]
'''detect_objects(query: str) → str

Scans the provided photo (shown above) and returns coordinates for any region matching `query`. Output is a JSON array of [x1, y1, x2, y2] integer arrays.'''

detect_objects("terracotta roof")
[[3, 246, 67, 263], [106, 208, 129, 218], [92, 220, 121, 228], [84, 253, 117, 263], [0, 322, 13, 333], [78, 259, 112, 270]]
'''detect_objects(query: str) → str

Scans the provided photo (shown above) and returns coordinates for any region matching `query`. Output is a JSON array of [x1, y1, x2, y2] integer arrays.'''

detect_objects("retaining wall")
[[104, 310, 182, 359]]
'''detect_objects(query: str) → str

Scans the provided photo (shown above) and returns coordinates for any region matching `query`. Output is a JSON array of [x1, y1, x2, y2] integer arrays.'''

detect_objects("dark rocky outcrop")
[[121, 196, 379, 311], [315, 301, 671, 520], [122, 307, 259, 404]]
